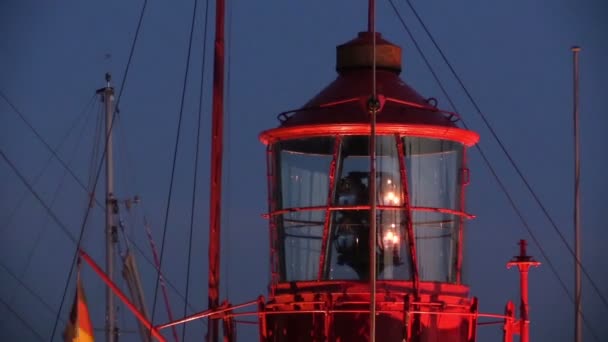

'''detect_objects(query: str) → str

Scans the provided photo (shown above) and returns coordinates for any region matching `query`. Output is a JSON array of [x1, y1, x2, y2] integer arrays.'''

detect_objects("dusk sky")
[[1, 1, 607, 341]]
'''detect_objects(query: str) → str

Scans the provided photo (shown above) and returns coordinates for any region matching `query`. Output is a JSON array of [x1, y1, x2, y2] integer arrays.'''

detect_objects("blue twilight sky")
[[1, 1, 607, 341]]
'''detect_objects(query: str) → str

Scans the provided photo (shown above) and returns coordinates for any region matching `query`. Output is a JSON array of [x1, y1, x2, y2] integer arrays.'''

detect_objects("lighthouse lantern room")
[[258, 31, 480, 341]]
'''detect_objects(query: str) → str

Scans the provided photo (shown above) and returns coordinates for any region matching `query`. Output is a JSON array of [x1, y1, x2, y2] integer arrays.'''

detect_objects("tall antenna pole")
[[208, 0, 226, 340], [102, 73, 117, 342], [368, 0, 377, 341], [572, 45, 582, 342]]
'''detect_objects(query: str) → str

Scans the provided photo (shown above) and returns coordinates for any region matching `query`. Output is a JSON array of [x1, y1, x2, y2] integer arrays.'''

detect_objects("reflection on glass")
[[404, 138, 463, 283], [328, 136, 411, 281], [272, 136, 465, 283], [277, 138, 334, 281]]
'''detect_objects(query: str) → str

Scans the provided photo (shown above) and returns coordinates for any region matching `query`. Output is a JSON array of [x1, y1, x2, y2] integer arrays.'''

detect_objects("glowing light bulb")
[[383, 191, 400, 205], [383, 229, 400, 246]]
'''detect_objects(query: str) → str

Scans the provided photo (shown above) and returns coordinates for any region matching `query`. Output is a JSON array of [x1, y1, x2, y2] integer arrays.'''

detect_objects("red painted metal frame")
[[156, 300, 258, 331], [260, 124, 478, 147], [267, 205, 474, 219], [266, 145, 281, 291], [318, 136, 341, 280], [384, 97, 463, 121], [395, 135, 419, 294], [78, 250, 166, 342], [207, 0, 225, 340], [456, 147, 469, 283]]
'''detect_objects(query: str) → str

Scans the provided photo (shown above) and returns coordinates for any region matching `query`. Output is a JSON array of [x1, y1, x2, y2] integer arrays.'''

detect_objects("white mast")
[[571, 46, 582, 342], [101, 73, 117, 342]]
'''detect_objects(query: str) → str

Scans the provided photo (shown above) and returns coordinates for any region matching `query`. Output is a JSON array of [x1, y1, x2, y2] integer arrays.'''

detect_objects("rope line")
[[0, 107, 91, 329], [150, 0, 199, 339], [0, 295, 45, 341], [50, 0, 150, 337], [403, 0, 608, 311], [390, 2, 602, 339], [183, 0, 211, 340], [0, 89, 206, 329], [0, 93, 96, 233]]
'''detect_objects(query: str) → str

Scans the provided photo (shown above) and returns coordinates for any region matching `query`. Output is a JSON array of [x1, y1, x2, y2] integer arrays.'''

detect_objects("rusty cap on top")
[[337, 32, 402, 73]]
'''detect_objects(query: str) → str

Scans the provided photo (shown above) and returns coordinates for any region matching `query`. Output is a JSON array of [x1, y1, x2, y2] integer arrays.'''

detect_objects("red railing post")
[[507, 240, 540, 342]]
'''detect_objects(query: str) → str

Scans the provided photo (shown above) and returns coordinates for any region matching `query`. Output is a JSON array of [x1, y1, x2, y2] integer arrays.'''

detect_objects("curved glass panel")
[[271, 136, 464, 283], [403, 137, 463, 283], [327, 136, 412, 281], [275, 138, 334, 281], [283, 211, 323, 281], [404, 138, 463, 210], [412, 211, 459, 282]]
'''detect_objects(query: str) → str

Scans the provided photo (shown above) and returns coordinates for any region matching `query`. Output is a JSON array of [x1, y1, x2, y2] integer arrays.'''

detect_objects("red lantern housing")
[[258, 31, 480, 341]]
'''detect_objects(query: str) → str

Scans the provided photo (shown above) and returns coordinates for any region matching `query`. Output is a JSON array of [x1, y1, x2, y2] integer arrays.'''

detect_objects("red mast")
[[506, 240, 541, 342], [208, 0, 226, 340]]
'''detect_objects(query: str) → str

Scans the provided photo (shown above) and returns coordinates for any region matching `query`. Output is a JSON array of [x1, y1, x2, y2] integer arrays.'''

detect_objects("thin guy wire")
[[0, 295, 45, 341], [150, 0, 199, 338], [0, 148, 207, 336], [0, 91, 98, 206], [0, 94, 96, 233], [0, 107, 91, 329], [389, 3, 601, 340], [0, 262, 62, 325], [404, 0, 608, 311], [0, 90, 205, 330], [50, 0, 150, 337], [183, 0, 210, 340]]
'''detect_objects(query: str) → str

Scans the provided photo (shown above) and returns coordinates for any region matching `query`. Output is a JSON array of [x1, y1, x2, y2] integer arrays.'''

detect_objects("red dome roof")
[[260, 32, 479, 146]]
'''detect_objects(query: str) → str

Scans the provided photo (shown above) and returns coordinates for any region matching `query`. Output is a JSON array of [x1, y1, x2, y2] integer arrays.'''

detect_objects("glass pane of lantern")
[[279, 137, 334, 209], [328, 135, 412, 281], [275, 137, 334, 281], [412, 211, 459, 282], [403, 138, 463, 210], [283, 211, 323, 281], [402, 137, 463, 283]]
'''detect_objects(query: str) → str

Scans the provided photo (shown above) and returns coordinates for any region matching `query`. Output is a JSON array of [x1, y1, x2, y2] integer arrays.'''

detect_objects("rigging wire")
[[388, 2, 602, 340], [0, 90, 206, 332], [1, 141, 206, 334], [0, 91, 98, 208], [0, 262, 62, 325], [0, 149, 79, 244], [2, 146, 97, 342], [183, 0, 211, 340], [402, 0, 608, 311], [50, 0, 151, 338], [0, 106, 92, 329], [150, 0, 199, 338], [1, 135, 204, 337], [0, 93, 97, 233], [0, 295, 45, 341]]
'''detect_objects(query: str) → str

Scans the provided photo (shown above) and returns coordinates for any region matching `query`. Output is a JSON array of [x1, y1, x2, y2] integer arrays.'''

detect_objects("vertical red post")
[[507, 240, 540, 342], [208, 0, 225, 341]]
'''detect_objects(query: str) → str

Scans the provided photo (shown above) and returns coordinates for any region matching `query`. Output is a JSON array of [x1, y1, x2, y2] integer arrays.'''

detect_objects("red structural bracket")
[[78, 250, 166, 342], [266, 205, 474, 219], [156, 300, 259, 331], [318, 136, 341, 280]]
